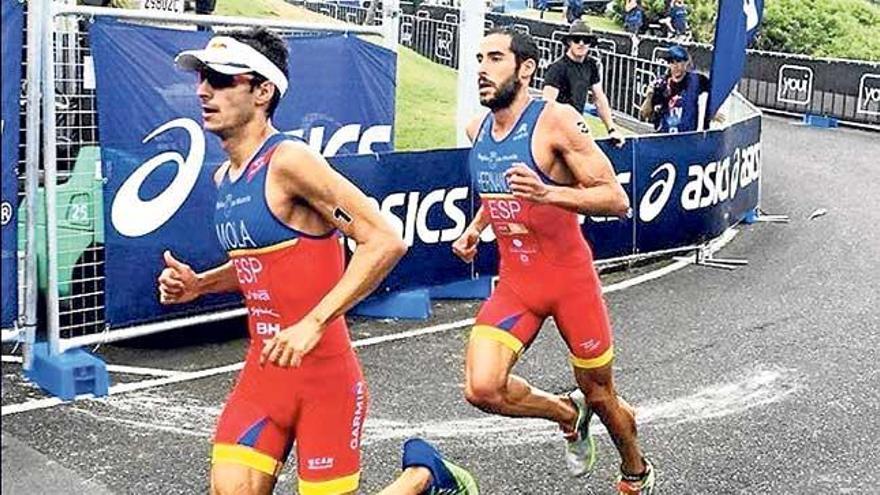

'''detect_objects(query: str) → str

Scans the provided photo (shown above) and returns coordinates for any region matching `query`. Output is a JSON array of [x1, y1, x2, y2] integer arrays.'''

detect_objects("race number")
[[141, 0, 184, 14]]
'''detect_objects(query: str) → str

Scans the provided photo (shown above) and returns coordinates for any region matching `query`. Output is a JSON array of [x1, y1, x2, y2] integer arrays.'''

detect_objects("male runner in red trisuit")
[[158, 28, 406, 495], [452, 28, 655, 494]]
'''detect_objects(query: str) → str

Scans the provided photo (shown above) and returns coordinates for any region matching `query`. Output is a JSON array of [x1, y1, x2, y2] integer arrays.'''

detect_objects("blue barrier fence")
[[97, 113, 761, 327]]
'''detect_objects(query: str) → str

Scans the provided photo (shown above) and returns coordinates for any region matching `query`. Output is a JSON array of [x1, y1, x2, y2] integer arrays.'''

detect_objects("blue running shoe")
[[402, 438, 479, 495]]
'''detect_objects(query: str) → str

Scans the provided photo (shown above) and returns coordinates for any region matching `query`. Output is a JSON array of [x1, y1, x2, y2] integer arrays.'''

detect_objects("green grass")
[[395, 47, 459, 149], [518, 9, 624, 32]]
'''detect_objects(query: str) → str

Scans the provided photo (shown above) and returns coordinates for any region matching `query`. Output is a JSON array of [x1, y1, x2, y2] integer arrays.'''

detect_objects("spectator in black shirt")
[[542, 20, 625, 146]]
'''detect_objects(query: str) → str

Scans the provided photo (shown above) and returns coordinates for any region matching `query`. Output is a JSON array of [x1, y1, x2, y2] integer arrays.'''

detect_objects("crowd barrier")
[[2, 1, 762, 399], [306, 1, 878, 129]]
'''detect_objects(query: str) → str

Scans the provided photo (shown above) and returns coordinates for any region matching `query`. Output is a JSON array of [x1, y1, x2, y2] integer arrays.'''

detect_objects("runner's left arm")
[[276, 143, 406, 326], [506, 104, 629, 216], [549, 104, 629, 216]]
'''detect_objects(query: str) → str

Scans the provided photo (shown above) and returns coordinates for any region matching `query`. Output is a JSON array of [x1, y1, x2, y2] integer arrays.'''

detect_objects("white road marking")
[[363, 366, 799, 446], [1, 229, 738, 417], [17, 366, 797, 444], [2, 355, 181, 377]]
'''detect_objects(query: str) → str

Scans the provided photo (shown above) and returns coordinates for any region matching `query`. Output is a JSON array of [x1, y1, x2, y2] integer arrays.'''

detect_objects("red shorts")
[[473, 265, 614, 369], [212, 348, 367, 494]]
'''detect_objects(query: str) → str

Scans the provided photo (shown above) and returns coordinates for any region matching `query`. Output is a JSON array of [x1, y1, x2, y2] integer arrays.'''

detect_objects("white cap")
[[175, 36, 288, 97]]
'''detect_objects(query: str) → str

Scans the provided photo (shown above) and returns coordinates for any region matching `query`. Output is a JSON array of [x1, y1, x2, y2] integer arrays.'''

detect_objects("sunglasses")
[[570, 36, 594, 45], [197, 67, 254, 89]]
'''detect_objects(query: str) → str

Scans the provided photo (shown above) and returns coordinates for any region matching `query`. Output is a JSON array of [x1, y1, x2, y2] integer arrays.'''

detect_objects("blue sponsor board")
[[332, 149, 475, 292], [91, 20, 396, 326], [634, 116, 761, 253], [1, 0, 23, 328], [586, 139, 637, 260]]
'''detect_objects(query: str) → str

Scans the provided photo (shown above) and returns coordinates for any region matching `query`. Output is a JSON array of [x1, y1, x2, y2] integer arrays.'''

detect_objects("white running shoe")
[[564, 389, 598, 477]]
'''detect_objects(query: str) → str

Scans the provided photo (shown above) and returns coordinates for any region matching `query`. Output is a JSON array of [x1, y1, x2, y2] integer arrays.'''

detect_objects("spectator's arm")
[[542, 85, 560, 102], [542, 62, 564, 102], [590, 83, 615, 131]]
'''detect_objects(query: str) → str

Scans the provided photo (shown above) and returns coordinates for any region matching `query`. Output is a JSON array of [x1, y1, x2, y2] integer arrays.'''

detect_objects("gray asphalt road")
[[3, 116, 879, 494]]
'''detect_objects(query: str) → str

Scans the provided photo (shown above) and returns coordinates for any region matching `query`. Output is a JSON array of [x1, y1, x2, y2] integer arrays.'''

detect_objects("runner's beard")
[[482, 73, 521, 111]]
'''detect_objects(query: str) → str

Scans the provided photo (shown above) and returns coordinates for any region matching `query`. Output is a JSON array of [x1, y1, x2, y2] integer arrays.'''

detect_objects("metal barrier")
[[296, 0, 666, 123], [398, 2, 880, 129], [290, 0, 463, 68], [594, 51, 666, 122], [402, 14, 460, 67], [20, 3, 390, 355]]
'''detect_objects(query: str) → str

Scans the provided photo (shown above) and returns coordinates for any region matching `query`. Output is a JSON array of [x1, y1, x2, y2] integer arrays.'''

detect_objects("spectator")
[[564, 0, 585, 24], [668, 0, 690, 37], [542, 20, 625, 146], [624, 0, 644, 35], [640, 45, 709, 133], [536, 0, 548, 19]]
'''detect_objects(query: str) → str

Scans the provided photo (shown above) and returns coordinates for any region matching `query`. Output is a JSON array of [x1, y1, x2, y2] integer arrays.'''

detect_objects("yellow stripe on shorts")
[[471, 325, 524, 354], [299, 471, 361, 495], [570, 345, 614, 369], [211, 444, 281, 477]]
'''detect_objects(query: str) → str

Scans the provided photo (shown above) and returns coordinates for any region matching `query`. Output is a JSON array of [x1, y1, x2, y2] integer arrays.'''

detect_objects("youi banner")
[[1, 0, 24, 329], [90, 19, 396, 327]]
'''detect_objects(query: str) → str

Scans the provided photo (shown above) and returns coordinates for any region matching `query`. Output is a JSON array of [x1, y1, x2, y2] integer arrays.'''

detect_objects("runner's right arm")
[[158, 252, 239, 305], [452, 116, 491, 263]]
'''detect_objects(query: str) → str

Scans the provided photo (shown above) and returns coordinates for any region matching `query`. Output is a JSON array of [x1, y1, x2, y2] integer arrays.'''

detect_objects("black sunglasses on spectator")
[[570, 36, 593, 45]]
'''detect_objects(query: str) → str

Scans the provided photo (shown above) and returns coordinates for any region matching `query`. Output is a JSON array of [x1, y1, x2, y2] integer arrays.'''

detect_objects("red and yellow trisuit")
[[469, 99, 615, 369], [212, 133, 366, 495]]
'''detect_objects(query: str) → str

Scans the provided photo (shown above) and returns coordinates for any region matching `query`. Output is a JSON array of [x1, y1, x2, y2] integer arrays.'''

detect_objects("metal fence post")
[[22, 0, 45, 370], [42, 1, 61, 357], [383, 0, 400, 53], [456, 0, 484, 148]]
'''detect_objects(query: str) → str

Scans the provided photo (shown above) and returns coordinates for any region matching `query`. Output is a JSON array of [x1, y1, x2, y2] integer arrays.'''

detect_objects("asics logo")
[[110, 118, 205, 237], [639, 162, 676, 223], [286, 124, 392, 157]]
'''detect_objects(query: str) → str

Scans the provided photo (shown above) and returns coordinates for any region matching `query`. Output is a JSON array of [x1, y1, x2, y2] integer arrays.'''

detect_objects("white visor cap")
[[175, 36, 288, 97]]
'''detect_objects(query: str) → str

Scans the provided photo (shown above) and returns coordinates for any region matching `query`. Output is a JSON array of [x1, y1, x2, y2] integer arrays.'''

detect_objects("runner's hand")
[[506, 164, 549, 203], [608, 128, 626, 148], [452, 228, 480, 263], [158, 250, 200, 304], [260, 318, 323, 368]]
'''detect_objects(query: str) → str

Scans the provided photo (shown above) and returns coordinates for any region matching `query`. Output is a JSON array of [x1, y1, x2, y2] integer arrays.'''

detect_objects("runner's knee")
[[464, 373, 506, 410], [211, 464, 273, 495]]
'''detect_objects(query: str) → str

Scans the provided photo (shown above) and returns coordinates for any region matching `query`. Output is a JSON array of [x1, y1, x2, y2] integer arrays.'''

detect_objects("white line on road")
[[362, 366, 799, 446], [32, 366, 798, 444], [2, 355, 181, 377], [1, 229, 738, 417]]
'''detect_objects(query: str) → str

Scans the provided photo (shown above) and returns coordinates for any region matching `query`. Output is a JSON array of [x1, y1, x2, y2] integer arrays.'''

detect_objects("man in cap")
[[641, 44, 710, 133], [157, 27, 408, 494], [542, 20, 625, 147]]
